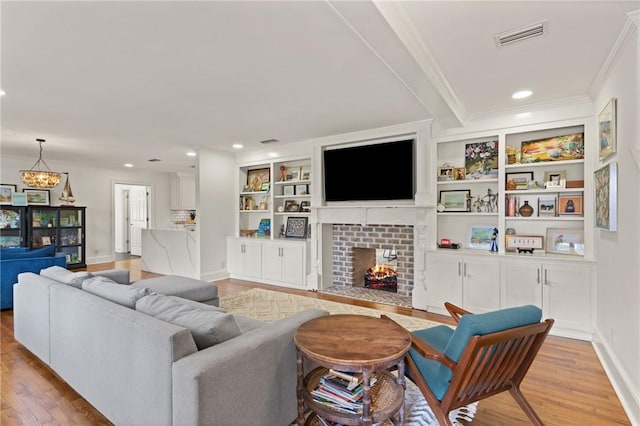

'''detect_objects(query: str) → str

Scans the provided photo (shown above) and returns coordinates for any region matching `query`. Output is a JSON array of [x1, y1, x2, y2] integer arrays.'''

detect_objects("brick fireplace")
[[332, 224, 414, 297]]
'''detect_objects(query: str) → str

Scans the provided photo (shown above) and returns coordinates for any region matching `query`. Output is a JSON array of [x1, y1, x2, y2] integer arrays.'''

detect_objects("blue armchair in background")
[[1, 245, 67, 309]]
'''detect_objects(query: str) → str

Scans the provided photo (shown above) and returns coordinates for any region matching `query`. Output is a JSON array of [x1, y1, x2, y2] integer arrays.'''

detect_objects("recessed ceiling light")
[[232, 144, 243, 149], [267, 152, 278, 158], [512, 90, 533, 99], [124, 163, 133, 168], [516, 112, 532, 118], [0, 90, 6, 96], [186, 151, 197, 157]]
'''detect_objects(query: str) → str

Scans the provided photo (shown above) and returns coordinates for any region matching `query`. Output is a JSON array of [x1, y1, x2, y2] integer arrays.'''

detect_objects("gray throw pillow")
[[82, 276, 150, 308], [40, 265, 93, 288], [136, 294, 241, 350]]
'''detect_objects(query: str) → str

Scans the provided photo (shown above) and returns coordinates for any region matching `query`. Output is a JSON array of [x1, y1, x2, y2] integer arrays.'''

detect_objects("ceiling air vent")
[[495, 21, 547, 48], [259, 138, 279, 144], [147, 158, 162, 162]]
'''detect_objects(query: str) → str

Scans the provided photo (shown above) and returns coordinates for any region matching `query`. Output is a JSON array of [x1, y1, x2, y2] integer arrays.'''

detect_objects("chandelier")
[[19, 139, 62, 188]]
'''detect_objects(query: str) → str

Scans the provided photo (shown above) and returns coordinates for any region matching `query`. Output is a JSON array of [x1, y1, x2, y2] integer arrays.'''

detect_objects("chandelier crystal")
[[19, 139, 62, 188]]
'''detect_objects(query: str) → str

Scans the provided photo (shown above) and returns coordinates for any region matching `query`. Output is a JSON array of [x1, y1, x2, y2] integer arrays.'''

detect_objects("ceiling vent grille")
[[259, 138, 279, 144], [495, 21, 546, 48]]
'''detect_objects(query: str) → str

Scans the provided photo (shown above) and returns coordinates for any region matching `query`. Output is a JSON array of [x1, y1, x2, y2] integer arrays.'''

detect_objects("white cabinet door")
[[462, 257, 500, 313], [501, 259, 542, 308], [543, 262, 591, 337], [242, 240, 262, 278], [227, 237, 262, 278], [261, 244, 282, 281], [227, 238, 245, 275], [281, 244, 304, 285], [425, 253, 462, 314], [261, 243, 305, 286], [179, 174, 196, 210]]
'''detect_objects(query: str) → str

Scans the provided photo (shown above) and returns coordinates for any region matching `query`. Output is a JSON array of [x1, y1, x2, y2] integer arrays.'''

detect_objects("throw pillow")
[[40, 265, 93, 288], [83, 276, 150, 308], [136, 294, 241, 350], [0, 244, 57, 259]]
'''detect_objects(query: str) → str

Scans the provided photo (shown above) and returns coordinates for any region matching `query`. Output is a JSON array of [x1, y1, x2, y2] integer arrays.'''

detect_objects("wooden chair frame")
[[383, 303, 554, 425]]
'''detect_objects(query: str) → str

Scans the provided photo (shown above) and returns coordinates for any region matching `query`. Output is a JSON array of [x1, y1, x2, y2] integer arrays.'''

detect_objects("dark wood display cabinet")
[[0, 206, 28, 248], [27, 206, 86, 269]]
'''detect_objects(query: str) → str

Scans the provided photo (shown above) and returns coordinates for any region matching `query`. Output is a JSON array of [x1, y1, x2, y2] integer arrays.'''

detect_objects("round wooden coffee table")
[[294, 314, 411, 426]]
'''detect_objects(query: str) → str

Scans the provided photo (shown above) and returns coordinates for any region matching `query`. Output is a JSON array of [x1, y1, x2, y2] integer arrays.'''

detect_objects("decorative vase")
[[519, 201, 534, 217]]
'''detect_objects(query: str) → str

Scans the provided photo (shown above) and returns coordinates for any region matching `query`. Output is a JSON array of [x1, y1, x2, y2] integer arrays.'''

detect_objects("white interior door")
[[129, 186, 148, 256]]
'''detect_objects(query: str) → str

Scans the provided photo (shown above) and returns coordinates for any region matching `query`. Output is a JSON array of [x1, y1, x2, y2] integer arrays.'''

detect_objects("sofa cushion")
[[132, 275, 218, 304], [82, 276, 150, 308], [0, 245, 57, 259], [40, 265, 93, 288], [136, 294, 241, 350]]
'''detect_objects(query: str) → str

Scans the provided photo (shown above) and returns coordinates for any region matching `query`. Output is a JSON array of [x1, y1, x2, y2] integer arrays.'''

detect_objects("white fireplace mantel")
[[309, 205, 432, 309]]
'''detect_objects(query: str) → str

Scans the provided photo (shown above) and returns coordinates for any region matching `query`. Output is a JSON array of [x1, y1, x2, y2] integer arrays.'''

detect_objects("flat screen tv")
[[323, 139, 414, 202]]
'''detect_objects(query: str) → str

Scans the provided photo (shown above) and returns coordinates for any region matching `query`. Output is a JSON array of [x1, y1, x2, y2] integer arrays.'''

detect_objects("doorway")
[[114, 183, 150, 258]]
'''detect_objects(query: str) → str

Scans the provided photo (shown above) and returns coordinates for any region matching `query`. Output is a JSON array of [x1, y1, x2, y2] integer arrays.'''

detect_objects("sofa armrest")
[[172, 308, 329, 426], [93, 269, 130, 284]]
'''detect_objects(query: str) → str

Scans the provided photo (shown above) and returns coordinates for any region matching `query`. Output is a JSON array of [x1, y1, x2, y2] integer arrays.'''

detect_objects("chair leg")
[[405, 356, 452, 426], [508, 386, 544, 425]]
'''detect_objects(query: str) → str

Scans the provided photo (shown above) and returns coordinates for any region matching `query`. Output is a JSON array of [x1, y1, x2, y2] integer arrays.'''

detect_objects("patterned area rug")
[[219, 288, 477, 425], [320, 285, 413, 308]]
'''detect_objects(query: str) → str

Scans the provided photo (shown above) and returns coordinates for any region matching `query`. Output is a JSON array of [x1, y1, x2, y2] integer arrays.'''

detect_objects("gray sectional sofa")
[[13, 269, 328, 426]]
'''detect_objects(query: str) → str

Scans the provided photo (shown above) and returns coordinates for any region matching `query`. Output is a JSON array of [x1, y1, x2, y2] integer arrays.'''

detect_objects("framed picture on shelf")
[[464, 140, 498, 179], [437, 166, 454, 181], [285, 217, 308, 239], [598, 98, 616, 161], [284, 200, 299, 212], [594, 162, 617, 231], [41, 236, 52, 246], [283, 185, 295, 196], [285, 166, 301, 181], [246, 168, 270, 192], [260, 182, 270, 192], [439, 189, 470, 212], [24, 189, 50, 206], [295, 184, 308, 195], [300, 201, 310, 212], [468, 225, 496, 250], [520, 133, 584, 163], [505, 171, 534, 190], [557, 194, 583, 215], [256, 218, 271, 238], [545, 228, 584, 256], [300, 165, 311, 181], [454, 167, 466, 181], [544, 170, 566, 189], [537, 196, 557, 216], [0, 184, 16, 205]]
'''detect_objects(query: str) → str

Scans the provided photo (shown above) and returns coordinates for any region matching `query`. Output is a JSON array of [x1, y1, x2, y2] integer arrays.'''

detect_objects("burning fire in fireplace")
[[365, 264, 398, 292]]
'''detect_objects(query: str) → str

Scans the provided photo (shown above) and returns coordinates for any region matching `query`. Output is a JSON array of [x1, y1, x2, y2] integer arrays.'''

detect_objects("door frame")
[[112, 180, 153, 259]]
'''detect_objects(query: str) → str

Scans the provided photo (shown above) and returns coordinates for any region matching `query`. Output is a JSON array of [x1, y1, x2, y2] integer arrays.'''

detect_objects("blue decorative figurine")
[[490, 228, 499, 252]]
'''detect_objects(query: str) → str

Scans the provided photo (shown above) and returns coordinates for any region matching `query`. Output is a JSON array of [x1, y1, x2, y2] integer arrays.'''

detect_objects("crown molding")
[[588, 10, 639, 98]]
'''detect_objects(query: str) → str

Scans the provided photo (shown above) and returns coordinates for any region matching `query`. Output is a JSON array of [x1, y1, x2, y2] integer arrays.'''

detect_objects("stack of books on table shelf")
[[311, 369, 377, 416]]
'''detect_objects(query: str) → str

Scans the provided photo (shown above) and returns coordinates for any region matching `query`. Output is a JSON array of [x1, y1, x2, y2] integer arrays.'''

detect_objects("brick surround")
[[332, 224, 414, 297]]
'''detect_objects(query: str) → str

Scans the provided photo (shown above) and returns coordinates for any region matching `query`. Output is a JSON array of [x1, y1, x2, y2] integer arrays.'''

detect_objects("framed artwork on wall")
[[598, 98, 617, 161], [594, 162, 617, 231]]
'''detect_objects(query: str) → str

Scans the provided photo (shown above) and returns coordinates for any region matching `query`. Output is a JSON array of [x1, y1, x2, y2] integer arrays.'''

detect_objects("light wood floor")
[[0, 259, 630, 425]]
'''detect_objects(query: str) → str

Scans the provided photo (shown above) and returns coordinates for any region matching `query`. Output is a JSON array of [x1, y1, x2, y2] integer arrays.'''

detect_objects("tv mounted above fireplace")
[[323, 138, 415, 202]]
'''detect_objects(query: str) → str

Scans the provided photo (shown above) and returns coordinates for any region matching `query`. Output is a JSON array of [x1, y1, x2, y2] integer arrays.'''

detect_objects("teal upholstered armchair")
[[384, 302, 553, 425]]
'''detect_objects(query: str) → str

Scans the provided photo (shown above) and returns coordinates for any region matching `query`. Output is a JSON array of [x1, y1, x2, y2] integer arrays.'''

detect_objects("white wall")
[[1, 155, 173, 264], [198, 148, 236, 281], [592, 11, 639, 424]]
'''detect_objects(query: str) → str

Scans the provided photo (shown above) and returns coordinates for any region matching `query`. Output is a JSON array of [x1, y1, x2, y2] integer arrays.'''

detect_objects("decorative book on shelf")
[[310, 369, 377, 415]]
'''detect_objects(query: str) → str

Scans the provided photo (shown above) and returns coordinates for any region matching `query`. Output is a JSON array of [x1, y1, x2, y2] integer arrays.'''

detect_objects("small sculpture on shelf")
[[490, 228, 499, 252], [481, 188, 498, 213]]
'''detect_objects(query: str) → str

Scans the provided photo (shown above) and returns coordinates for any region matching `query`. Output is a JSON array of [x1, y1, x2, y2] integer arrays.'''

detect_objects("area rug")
[[220, 288, 477, 425]]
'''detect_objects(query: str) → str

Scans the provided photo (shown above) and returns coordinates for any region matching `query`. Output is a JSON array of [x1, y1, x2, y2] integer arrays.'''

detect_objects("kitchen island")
[[141, 228, 198, 278]]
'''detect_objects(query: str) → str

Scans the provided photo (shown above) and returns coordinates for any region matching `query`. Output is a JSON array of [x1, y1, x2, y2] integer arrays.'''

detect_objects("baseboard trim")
[[592, 327, 640, 425], [201, 270, 229, 282]]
